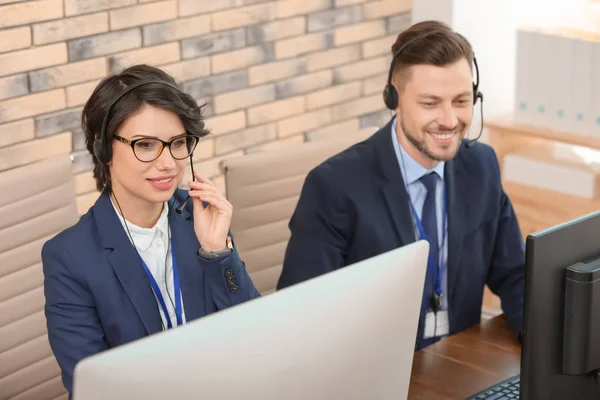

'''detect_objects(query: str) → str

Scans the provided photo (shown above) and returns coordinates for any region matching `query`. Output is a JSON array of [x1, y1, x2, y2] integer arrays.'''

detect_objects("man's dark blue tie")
[[420, 172, 439, 283], [419, 172, 439, 347]]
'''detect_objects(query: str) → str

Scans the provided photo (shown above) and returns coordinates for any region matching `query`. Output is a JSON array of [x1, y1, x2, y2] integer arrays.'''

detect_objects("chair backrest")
[[220, 129, 377, 295], [0, 155, 78, 400]]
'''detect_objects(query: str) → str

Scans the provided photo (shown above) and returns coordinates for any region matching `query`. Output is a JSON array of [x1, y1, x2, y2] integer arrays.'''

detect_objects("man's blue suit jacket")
[[277, 118, 525, 348], [42, 189, 260, 394]]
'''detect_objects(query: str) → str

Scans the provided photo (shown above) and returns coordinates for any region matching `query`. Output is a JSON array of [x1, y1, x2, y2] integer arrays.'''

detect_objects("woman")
[[42, 64, 260, 394]]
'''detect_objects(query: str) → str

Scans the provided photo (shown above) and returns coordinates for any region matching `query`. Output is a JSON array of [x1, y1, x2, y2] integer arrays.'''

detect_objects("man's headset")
[[93, 80, 194, 214], [382, 31, 484, 147]]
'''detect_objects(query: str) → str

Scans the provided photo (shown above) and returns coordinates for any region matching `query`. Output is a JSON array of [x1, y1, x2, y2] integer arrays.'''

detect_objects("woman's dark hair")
[[82, 64, 209, 192]]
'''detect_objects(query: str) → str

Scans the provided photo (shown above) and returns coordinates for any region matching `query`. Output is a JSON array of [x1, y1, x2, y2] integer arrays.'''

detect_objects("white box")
[[503, 142, 600, 199]]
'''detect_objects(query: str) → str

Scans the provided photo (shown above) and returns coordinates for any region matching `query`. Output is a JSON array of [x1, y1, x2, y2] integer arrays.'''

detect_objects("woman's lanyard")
[[408, 185, 447, 312], [137, 245, 183, 329]]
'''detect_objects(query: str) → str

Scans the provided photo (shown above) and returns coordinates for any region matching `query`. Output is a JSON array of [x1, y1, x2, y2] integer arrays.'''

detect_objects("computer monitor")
[[72, 240, 429, 400], [520, 210, 600, 399]]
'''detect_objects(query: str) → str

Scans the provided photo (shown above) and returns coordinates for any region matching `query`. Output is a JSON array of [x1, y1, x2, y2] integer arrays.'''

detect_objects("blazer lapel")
[[168, 207, 206, 321], [375, 118, 416, 246], [444, 154, 468, 303], [94, 191, 162, 335]]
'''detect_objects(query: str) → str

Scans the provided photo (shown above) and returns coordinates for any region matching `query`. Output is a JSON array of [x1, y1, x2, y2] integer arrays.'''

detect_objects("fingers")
[[188, 182, 222, 203], [189, 173, 219, 194], [188, 181, 217, 192], [188, 172, 232, 214], [188, 190, 232, 215], [193, 171, 211, 184], [188, 174, 222, 199], [190, 193, 205, 212]]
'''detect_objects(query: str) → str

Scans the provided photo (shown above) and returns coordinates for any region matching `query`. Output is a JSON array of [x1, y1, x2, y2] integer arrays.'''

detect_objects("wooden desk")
[[408, 316, 521, 399]]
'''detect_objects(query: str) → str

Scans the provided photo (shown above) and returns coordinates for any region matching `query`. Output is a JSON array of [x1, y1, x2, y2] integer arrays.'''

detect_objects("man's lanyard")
[[138, 244, 183, 329], [409, 185, 447, 302]]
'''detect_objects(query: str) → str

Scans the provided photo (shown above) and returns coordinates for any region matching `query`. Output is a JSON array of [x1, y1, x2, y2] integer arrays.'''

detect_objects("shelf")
[[486, 116, 600, 151]]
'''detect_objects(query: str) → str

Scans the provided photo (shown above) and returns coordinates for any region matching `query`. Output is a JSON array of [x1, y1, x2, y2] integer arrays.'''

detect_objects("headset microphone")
[[175, 195, 190, 214], [465, 91, 484, 148], [175, 154, 195, 214]]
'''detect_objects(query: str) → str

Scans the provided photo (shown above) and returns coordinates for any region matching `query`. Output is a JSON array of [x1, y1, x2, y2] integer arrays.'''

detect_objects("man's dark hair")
[[391, 20, 474, 91], [82, 64, 209, 192]]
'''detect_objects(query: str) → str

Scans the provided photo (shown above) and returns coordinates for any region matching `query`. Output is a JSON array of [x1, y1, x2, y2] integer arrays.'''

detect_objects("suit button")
[[230, 285, 238, 293], [225, 269, 233, 277]]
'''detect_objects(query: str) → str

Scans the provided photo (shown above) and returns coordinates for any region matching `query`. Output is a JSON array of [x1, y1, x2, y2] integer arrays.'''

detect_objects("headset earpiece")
[[472, 84, 483, 106], [383, 84, 398, 110], [472, 54, 481, 105], [474, 90, 483, 105]]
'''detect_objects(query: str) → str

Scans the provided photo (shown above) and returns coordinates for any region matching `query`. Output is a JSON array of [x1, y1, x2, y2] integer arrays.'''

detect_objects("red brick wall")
[[0, 0, 411, 214]]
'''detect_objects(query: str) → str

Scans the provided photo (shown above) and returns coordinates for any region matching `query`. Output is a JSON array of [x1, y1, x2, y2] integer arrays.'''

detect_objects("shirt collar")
[[391, 116, 445, 185], [110, 198, 170, 251]]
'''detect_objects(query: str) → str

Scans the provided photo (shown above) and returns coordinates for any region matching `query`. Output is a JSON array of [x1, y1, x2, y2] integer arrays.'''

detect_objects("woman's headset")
[[92, 79, 196, 211], [92, 80, 180, 165]]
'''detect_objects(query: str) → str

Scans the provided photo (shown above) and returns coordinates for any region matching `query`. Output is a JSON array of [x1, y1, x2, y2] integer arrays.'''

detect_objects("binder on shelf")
[[548, 31, 574, 133], [570, 35, 595, 137], [592, 39, 600, 136], [530, 30, 554, 128], [515, 25, 599, 138], [515, 28, 537, 126]]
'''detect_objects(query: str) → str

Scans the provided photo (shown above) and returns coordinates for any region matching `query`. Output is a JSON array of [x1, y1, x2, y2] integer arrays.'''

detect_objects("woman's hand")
[[187, 172, 232, 252]]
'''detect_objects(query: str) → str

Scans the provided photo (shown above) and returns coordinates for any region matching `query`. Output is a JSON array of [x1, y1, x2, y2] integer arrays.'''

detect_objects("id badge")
[[424, 310, 449, 339]]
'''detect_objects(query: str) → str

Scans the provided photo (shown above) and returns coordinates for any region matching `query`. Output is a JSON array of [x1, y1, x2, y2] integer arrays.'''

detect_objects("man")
[[277, 20, 525, 350]]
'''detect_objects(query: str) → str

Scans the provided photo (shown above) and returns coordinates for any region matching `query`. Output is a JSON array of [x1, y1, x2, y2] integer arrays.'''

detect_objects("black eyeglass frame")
[[113, 133, 201, 163]]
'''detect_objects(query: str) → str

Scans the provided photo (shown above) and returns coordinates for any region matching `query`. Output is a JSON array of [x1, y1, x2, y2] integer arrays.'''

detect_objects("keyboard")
[[465, 375, 520, 399]]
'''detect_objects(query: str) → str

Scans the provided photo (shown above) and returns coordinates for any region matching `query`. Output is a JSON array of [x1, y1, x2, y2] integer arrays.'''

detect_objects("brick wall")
[[0, 0, 411, 214]]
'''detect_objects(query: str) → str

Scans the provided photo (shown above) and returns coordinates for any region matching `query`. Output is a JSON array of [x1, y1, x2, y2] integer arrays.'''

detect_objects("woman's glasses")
[[114, 134, 200, 162]]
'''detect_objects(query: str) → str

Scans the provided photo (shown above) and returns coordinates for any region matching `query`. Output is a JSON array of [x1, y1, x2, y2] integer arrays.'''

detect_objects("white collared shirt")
[[111, 200, 187, 329]]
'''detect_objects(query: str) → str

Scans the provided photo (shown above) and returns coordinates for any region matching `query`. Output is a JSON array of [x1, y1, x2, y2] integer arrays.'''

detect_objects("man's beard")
[[399, 119, 467, 162]]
